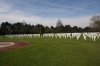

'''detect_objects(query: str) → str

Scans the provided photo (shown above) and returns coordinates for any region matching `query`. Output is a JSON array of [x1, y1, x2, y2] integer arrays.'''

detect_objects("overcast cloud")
[[0, 0, 100, 27]]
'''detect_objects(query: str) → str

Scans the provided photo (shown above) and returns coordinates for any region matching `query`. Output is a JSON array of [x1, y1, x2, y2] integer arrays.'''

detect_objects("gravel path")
[[0, 42, 15, 48], [0, 42, 29, 51]]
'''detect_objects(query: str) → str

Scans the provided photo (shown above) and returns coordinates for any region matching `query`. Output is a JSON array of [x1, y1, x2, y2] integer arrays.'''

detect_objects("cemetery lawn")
[[0, 37, 100, 66]]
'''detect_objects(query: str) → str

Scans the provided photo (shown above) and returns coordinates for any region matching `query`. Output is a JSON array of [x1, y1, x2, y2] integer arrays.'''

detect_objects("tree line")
[[0, 15, 100, 35], [0, 21, 90, 35]]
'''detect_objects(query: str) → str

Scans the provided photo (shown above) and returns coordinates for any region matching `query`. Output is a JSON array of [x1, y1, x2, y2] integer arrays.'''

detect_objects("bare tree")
[[56, 19, 63, 27], [56, 19, 64, 33], [90, 15, 100, 32]]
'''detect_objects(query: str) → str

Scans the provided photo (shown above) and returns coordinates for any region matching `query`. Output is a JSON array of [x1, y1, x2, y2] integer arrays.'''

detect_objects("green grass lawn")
[[0, 36, 100, 66]]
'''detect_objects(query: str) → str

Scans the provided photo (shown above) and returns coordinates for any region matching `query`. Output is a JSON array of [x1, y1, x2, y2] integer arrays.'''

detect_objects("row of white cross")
[[5, 32, 100, 41]]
